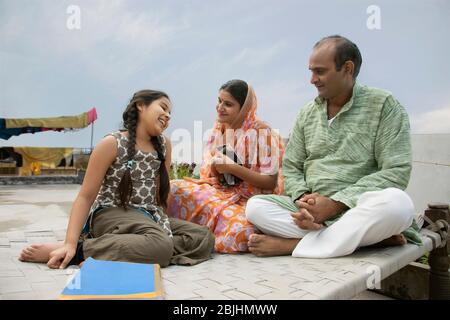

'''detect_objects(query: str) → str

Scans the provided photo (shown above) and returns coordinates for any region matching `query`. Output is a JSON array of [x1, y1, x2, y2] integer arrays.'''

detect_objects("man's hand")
[[291, 209, 323, 230], [296, 192, 315, 205], [295, 193, 347, 224]]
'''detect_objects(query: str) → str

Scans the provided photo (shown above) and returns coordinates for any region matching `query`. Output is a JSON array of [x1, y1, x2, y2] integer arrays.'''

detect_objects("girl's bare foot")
[[19, 243, 64, 263], [248, 234, 300, 257]]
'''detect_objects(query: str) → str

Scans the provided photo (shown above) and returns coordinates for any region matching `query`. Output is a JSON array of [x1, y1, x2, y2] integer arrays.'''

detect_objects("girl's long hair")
[[117, 89, 170, 209]]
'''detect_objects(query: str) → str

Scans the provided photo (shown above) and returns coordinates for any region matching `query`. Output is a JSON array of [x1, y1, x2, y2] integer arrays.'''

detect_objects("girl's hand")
[[47, 243, 77, 269]]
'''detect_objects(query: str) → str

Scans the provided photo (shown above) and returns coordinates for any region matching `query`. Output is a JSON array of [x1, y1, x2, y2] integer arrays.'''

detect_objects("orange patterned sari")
[[167, 85, 285, 253]]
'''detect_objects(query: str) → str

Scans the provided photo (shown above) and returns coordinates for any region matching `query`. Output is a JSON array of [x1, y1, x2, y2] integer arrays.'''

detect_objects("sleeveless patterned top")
[[90, 131, 172, 236]]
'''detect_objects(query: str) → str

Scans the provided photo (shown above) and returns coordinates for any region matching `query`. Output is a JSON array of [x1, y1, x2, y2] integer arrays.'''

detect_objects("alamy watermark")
[[366, 265, 381, 290], [66, 5, 81, 30], [366, 5, 381, 30], [170, 121, 282, 171], [65, 265, 82, 290]]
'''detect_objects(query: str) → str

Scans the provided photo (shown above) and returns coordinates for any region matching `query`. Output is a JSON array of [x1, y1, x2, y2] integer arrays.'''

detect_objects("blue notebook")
[[59, 257, 163, 300]]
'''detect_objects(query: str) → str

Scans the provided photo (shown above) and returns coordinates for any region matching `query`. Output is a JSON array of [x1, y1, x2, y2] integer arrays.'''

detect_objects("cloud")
[[226, 41, 288, 68], [0, 1, 190, 83], [2, 0, 450, 150], [410, 106, 450, 134], [255, 80, 314, 137]]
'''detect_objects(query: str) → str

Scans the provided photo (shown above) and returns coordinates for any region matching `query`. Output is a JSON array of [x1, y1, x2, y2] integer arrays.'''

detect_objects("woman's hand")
[[211, 152, 237, 174], [47, 243, 77, 269]]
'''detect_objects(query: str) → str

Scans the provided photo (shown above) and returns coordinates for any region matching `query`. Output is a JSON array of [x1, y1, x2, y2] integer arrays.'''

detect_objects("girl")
[[20, 90, 214, 269], [167, 80, 285, 253]]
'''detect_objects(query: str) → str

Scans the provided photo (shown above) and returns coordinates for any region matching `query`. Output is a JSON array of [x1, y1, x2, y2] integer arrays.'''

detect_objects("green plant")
[[170, 162, 198, 180]]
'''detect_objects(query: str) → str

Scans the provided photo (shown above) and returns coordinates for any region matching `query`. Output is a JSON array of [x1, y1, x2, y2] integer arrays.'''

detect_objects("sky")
[[1, 0, 449, 162]]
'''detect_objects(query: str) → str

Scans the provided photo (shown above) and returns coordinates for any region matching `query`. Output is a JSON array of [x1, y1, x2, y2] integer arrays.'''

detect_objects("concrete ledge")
[[0, 172, 84, 185], [374, 262, 430, 300]]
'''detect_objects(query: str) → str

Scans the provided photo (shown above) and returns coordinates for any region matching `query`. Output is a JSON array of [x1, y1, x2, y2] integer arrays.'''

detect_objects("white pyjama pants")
[[245, 188, 415, 258]]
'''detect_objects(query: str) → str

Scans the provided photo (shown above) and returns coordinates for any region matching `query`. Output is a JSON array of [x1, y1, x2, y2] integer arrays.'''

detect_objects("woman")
[[167, 80, 285, 253]]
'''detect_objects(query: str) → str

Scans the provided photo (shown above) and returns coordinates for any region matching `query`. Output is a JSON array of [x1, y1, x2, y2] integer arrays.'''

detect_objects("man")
[[245, 35, 421, 258]]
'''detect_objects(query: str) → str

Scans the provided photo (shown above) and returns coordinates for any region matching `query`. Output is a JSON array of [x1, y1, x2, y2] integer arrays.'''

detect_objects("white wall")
[[406, 134, 450, 213]]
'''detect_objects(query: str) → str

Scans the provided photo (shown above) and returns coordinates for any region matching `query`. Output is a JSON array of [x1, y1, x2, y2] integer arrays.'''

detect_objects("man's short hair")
[[314, 35, 362, 79]]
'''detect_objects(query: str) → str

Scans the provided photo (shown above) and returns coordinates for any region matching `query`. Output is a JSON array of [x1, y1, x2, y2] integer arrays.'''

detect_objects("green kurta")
[[255, 83, 422, 245]]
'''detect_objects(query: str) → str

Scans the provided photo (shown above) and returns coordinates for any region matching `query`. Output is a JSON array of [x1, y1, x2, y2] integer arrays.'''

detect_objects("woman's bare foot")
[[248, 234, 300, 257], [19, 243, 64, 263], [371, 234, 407, 248]]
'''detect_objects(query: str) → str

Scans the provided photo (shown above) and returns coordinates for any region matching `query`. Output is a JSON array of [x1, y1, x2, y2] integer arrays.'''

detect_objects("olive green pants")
[[82, 207, 215, 267]]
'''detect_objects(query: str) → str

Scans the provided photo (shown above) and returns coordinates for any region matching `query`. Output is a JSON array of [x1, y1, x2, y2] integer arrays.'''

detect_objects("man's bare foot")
[[248, 234, 300, 257], [19, 243, 63, 263], [371, 234, 407, 248]]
